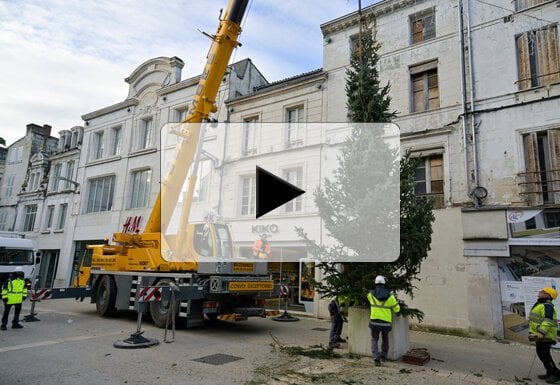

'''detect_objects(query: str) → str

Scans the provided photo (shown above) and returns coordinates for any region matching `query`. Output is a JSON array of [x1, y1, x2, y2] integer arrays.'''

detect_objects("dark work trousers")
[[536, 341, 560, 376], [329, 313, 343, 345], [369, 324, 390, 361], [2, 302, 22, 326]]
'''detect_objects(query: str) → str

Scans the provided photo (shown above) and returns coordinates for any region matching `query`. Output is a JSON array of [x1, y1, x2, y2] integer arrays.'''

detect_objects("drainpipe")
[[465, 0, 481, 200], [458, 0, 471, 202]]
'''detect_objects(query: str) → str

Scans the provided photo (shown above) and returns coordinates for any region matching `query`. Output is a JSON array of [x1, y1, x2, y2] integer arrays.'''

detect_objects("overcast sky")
[[0, 0, 383, 147]]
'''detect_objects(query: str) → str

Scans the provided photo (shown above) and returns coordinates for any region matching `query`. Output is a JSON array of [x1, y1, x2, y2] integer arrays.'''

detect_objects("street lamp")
[[56, 176, 80, 193]]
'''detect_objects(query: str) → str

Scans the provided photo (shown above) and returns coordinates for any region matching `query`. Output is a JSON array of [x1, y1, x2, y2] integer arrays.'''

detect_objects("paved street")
[[0, 299, 557, 385]]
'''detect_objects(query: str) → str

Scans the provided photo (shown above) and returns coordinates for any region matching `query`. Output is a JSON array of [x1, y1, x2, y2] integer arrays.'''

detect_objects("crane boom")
[[67, 0, 274, 328], [146, 0, 249, 237]]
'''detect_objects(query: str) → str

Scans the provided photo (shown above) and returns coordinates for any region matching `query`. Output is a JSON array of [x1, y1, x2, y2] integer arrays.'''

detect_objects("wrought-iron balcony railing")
[[517, 169, 560, 206]]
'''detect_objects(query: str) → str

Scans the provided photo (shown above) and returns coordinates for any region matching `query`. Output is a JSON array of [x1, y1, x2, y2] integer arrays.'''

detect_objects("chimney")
[[25, 123, 52, 137], [26, 123, 41, 135]]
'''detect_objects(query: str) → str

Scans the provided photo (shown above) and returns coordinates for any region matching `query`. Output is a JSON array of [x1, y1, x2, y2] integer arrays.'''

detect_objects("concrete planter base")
[[348, 306, 410, 360]]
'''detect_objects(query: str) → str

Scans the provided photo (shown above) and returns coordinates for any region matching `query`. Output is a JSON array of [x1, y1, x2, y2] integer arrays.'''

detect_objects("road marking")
[[0, 331, 124, 353]]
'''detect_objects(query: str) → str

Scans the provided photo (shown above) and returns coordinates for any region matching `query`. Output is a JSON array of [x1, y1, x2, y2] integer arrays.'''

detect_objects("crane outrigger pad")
[[114, 331, 159, 349]]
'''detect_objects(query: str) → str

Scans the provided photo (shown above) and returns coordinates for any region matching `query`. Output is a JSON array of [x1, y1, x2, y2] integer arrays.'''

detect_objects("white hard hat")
[[375, 275, 386, 285], [14, 266, 23, 272]]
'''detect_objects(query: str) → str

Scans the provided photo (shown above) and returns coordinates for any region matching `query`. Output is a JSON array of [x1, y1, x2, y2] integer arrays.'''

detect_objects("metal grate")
[[192, 353, 243, 366], [312, 327, 330, 332]]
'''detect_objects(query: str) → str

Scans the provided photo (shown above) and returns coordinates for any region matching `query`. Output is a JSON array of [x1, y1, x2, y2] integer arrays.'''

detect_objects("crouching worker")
[[1, 266, 27, 330], [528, 287, 560, 384], [328, 294, 347, 349]]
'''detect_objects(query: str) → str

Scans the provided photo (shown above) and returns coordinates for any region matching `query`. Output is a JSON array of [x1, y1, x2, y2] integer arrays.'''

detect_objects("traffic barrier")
[[218, 313, 237, 321], [272, 285, 299, 322], [32, 289, 52, 301], [138, 287, 162, 302], [24, 285, 92, 322]]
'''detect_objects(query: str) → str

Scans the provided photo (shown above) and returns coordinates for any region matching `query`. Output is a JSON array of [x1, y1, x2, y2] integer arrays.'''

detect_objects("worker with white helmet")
[[528, 287, 560, 383], [1, 266, 27, 330], [366, 275, 400, 366]]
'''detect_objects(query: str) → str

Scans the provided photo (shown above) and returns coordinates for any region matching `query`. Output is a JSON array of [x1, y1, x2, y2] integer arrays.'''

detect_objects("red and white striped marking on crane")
[[138, 287, 162, 302], [32, 289, 52, 300]]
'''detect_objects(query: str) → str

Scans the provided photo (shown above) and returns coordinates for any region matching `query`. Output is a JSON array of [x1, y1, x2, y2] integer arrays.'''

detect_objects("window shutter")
[[543, 26, 560, 85], [429, 156, 444, 194], [548, 129, 560, 204], [517, 34, 531, 90], [412, 19, 424, 43], [523, 133, 543, 205]]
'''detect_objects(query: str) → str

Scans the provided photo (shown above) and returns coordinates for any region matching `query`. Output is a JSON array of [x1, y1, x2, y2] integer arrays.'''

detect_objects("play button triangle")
[[256, 166, 305, 218]]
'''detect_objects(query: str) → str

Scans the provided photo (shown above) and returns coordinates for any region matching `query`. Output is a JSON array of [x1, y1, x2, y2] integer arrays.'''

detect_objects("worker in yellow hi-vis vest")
[[367, 275, 400, 366], [528, 287, 560, 383], [1, 266, 27, 330]]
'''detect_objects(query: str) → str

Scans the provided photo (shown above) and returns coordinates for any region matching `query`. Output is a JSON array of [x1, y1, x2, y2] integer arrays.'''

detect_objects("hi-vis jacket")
[[367, 287, 400, 326], [1, 278, 27, 305], [252, 239, 270, 259], [529, 300, 558, 343]]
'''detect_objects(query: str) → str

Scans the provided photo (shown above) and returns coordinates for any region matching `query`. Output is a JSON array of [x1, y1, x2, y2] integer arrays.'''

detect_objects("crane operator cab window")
[[194, 224, 213, 257], [214, 224, 232, 258], [193, 224, 233, 258]]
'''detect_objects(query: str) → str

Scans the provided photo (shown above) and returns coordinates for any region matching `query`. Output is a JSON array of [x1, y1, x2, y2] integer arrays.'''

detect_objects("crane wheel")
[[96, 275, 117, 317], [150, 278, 180, 328]]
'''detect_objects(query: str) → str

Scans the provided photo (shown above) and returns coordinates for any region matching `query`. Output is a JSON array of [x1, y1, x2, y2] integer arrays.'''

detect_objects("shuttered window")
[[411, 62, 440, 112], [521, 129, 560, 205], [414, 155, 445, 209], [516, 25, 560, 90], [410, 9, 436, 44]]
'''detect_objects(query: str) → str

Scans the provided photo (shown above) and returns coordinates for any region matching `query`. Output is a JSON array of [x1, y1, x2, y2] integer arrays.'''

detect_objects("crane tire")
[[96, 275, 117, 317], [150, 278, 180, 328]]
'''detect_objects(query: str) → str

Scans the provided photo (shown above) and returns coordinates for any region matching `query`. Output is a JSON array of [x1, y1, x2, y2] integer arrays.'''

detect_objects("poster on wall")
[[498, 245, 560, 344], [521, 276, 560, 319]]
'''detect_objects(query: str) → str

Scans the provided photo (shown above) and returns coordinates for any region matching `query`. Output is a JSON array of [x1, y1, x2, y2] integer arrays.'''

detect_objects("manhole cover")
[[192, 353, 243, 366], [312, 327, 330, 331]]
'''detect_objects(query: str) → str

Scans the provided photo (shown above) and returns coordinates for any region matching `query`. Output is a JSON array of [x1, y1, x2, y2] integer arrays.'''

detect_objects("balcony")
[[415, 193, 445, 209]]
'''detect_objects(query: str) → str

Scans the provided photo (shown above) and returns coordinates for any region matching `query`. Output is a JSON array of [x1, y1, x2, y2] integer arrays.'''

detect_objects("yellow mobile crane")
[[65, 0, 274, 327]]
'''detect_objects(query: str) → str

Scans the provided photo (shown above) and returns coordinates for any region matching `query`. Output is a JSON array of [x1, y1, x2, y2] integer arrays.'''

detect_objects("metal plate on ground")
[[403, 348, 430, 366], [312, 327, 330, 331], [192, 353, 243, 366]]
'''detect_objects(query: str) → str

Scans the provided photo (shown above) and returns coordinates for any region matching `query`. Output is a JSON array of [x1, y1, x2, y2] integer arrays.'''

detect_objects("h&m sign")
[[123, 216, 142, 233]]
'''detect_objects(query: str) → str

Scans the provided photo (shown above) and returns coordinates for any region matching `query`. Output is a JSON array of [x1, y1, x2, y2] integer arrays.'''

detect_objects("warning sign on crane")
[[138, 287, 163, 302]]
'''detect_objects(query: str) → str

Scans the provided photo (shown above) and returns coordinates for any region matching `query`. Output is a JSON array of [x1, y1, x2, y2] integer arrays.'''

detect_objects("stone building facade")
[[1, 0, 558, 339]]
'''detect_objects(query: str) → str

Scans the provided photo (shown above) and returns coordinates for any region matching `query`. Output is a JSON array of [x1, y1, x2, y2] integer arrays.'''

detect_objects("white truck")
[[0, 232, 40, 288]]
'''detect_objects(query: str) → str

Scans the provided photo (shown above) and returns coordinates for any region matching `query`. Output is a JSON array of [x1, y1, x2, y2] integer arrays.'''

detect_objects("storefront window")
[[241, 245, 314, 313], [299, 260, 315, 303]]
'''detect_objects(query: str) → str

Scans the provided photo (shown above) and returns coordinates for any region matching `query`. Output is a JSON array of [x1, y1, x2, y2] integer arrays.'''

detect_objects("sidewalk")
[[249, 316, 556, 385]]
